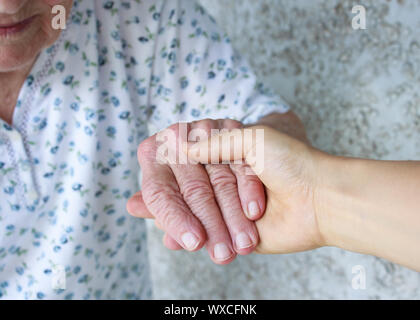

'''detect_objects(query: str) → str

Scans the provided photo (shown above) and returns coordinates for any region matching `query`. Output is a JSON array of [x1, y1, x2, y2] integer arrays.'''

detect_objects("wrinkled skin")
[[0, 0, 73, 124], [0, 0, 73, 72]]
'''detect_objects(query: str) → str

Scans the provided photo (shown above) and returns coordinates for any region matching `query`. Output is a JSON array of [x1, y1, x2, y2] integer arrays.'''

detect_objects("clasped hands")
[[127, 118, 324, 264]]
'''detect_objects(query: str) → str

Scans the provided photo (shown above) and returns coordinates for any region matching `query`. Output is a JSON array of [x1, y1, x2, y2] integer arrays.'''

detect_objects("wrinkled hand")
[[187, 125, 326, 254], [127, 119, 266, 264]]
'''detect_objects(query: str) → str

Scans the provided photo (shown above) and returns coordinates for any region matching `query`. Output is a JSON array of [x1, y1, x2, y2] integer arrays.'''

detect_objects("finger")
[[172, 121, 236, 264], [126, 191, 155, 219], [194, 119, 259, 255], [187, 126, 265, 169], [163, 233, 184, 251], [230, 164, 266, 221], [151, 210, 184, 251], [126, 192, 184, 250], [217, 120, 265, 221], [127, 193, 184, 250], [171, 162, 236, 264], [138, 135, 207, 252], [205, 164, 259, 255]]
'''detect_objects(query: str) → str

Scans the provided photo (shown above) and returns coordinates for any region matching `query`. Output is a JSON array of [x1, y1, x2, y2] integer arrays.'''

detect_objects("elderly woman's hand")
[[127, 119, 266, 265]]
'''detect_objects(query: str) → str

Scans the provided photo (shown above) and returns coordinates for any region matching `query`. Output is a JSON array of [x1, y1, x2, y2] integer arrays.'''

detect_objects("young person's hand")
[[187, 125, 328, 254], [187, 125, 420, 272]]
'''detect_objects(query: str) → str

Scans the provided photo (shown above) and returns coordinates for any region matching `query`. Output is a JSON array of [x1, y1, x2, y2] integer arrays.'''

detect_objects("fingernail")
[[235, 232, 253, 250], [181, 232, 199, 251], [214, 243, 233, 261], [247, 201, 260, 219]]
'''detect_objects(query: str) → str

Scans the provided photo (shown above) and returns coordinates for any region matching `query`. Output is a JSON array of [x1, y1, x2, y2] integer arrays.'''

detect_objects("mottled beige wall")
[[147, 0, 420, 299]]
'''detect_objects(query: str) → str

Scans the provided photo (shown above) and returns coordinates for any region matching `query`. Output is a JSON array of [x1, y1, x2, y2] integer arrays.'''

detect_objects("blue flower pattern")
[[0, 0, 288, 299]]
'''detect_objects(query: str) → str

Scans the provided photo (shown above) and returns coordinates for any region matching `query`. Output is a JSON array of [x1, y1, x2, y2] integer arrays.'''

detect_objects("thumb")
[[186, 126, 268, 175]]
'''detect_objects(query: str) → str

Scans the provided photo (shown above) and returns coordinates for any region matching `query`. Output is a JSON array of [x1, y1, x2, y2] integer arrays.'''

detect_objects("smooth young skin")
[[188, 126, 420, 272], [0, 0, 73, 124]]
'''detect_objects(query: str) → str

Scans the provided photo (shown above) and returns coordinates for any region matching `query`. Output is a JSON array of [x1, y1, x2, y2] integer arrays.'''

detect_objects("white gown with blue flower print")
[[0, 0, 289, 299]]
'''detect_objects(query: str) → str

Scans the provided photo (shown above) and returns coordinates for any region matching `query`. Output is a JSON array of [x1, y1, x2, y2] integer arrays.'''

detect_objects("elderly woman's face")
[[0, 0, 73, 72]]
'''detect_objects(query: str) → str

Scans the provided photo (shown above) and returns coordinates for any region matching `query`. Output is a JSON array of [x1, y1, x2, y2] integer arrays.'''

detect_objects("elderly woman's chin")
[[0, 0, 74, 73], [0, 17, 62, 72]]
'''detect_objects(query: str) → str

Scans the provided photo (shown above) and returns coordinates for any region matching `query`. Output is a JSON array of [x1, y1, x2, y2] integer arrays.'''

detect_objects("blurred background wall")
[[146, 0, 420, 299]]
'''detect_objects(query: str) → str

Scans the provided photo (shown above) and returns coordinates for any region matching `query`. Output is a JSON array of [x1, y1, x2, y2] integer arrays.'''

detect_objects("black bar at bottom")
[[0, 299, 415, 318]]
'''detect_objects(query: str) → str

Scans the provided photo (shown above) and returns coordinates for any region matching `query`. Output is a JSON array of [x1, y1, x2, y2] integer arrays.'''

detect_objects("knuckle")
[[159, 208, 185, 231], [149, 196, 184, 231], [223, 119, 242, 129], [166, 123, 188, 144], [221, 203, 242, 221], [137, 137, 156, 163], [192, 119, 214, 134], [167, 123, 181, 137], [230, 164, 256, 178], [180, 179, 213, 204], [202, 218, 226, 234], [229, 164, 246, 175], [207, 166, 237, 192], [241, 174, 262, 186], [143, 180, 178, 208], [206, 167, 244, 220], [142, 179, 178, 203]]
